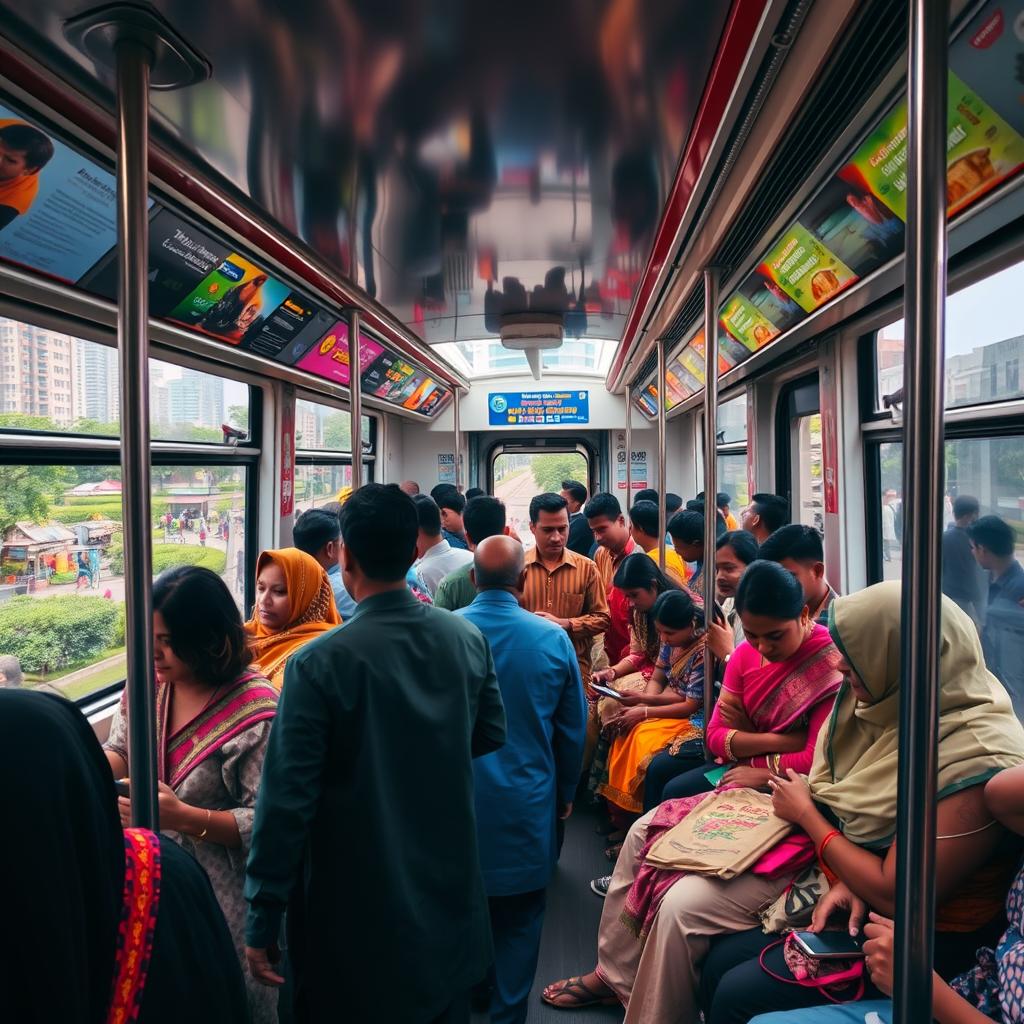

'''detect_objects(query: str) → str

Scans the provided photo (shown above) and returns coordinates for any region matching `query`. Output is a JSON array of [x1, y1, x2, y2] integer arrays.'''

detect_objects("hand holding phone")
[[114, 779, 130, 798], [590, 683, 625, 700], [791, 930, 864, 959]]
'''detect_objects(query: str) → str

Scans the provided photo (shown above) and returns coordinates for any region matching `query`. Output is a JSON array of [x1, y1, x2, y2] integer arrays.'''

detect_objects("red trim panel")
[[606, 0, 770, 389], [0, 46, 464, 390]]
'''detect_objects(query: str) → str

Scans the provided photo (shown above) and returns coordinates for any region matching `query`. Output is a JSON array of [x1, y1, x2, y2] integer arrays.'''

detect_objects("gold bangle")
[[644, 706, 649, 719], [194, 808, 212, 841], [724, 728, 738, 762]]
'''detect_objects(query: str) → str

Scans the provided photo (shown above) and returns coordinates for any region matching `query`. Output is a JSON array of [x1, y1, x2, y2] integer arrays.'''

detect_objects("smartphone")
[[791, 931, 864, 959], [114, 779, 130, 798], [590, 684, 625, 700], [704, 765, 728, 787]]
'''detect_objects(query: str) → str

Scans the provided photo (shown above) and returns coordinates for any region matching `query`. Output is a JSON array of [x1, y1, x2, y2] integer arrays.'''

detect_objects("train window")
[[874, 259, 1024, 411], [716, 394, 749, 509], [0, 316, 251, 442], [716, 394, 747, 445], [776, 377, 823, 534], [493, 451, 591, 543], [294, 464, 359, 512], [295, 397, 372, 453], [0, 461, 248, 703]]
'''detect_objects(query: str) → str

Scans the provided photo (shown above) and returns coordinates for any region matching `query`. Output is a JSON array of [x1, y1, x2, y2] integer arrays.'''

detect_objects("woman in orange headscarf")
[[244, 547, 341, 688]]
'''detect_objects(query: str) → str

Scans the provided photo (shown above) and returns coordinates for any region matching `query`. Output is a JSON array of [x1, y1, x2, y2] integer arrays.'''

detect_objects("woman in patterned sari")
[[244, 546, 341, 688], [105, 566, 279, 1023], [597, 589, 706, 819]]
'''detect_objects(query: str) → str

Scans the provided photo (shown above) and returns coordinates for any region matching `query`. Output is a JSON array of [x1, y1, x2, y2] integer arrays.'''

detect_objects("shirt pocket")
[[557, 593, 585, 620]]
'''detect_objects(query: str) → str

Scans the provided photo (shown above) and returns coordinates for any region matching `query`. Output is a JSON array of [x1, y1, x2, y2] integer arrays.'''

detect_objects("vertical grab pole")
[[115, 37, 158, 829], [703, 267, 720, 750], [656, 339, 667, 571], [348, 309, 363, 491], [625, 389, 633, 503], [453, 387, 463, 492], [894, 0, 948, 1019]]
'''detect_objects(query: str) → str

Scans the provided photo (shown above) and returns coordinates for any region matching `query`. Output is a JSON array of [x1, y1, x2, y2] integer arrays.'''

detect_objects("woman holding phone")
[[104, 566, 279, 1023]]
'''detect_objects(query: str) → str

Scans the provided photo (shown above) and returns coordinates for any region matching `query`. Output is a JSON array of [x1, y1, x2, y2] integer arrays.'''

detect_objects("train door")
[[775, 374, 824, 533]]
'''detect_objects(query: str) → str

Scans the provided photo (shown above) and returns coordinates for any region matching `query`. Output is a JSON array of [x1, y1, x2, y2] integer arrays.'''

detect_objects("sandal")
[[541, 975, 618, 1009]]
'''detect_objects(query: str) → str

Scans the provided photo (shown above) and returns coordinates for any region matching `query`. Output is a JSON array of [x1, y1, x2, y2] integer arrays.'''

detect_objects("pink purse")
[[758, 933, 865, 1003]]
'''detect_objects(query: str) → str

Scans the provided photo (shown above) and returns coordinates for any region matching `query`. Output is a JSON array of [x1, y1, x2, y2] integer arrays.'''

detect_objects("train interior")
[[1, 0, 1024, 1021]]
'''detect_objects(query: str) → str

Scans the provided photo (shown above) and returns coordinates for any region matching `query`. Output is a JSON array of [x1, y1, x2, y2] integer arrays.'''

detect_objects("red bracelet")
[[817, 828, 842, 874]]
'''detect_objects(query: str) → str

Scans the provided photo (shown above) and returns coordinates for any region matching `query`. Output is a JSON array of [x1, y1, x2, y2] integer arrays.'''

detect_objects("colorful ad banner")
[[0, 105, 121, 283], [296, 322, 384, 387], [720, 293, 780, 353], [246, 292, 321, 360], [168, 253, 291, 345], [488, 391, 590, 426], [758, 222, 857, 314]]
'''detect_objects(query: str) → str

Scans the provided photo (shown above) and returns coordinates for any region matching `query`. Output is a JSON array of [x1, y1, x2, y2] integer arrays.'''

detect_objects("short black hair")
[[465, 487, 485, 500], [340, 483, 418, 581], [735, 560, 805, 620], [584, 492, 622, 521], [430, 483, 458, 503], [716, 492, 732, 508], [969, 515, 1016, 558], [529, 492, 568, 523], [0, 122, 54, 172], [652, 589, 699, 629], [413, 493, 442, 536], [463, 496, 506, 544], [751, 493, 790, 533], [716, 529, 759, 566], [757, 523, 824, 565], [293, 508, 341, 557], [436, 489, 466, 515], [153, 566, 249, 686], [665, 492, 683, 514], [668, 509, 704, 544], [683, 500, 727, 538], [953, 495, 980, 520], [561, 479, 588, 504], [629, 499, 660, 538], [613, 551, 680, 593], [634, 488, 659, 505]]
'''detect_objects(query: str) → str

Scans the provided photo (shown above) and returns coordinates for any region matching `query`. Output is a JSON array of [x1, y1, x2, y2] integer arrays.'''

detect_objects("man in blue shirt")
[[292, 506, 357, 619], [457, 535, 587, 1024]]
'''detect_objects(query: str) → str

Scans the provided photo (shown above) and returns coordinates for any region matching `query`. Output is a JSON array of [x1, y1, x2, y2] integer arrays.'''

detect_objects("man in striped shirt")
[[522, 492, 610, 691]]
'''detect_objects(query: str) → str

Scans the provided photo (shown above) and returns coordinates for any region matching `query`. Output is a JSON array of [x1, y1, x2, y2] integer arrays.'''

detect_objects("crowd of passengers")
[[5, 478, 1024, 1024]]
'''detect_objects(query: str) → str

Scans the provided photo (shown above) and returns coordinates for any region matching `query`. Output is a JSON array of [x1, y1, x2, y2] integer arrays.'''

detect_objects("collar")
[[610, 536, 637, 567], [525, 545, 574, 570], [327, 563, 341, 576], [471, 590, 520, 607], [420, 539, 452, 562], [570, 509, 584, 519], [994, 560, 1024, 586]]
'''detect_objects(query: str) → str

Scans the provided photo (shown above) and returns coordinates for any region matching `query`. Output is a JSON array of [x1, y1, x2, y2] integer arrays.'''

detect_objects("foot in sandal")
[[541, 972, 618, 1008]]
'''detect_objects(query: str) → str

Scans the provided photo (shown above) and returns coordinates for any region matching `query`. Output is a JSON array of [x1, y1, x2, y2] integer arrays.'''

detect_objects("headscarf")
[[808, 581, 1024, 848], [245, 547, 341, 687], [0, 690, 123, 1022]]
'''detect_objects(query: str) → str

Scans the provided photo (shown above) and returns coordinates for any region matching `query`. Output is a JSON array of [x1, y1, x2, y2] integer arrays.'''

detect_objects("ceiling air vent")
[[499, 313, 563, 380]]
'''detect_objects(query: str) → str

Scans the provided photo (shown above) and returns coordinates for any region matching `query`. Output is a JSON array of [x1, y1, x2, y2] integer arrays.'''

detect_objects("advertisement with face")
[[169, 253, 290, 345], [296, 321, 384, 386], [363, 351, 418, 399], [758, 222, 857, 314], [719, 290, 782, 353], [736, 273, 803, 336], [0, 105, 121, 283]]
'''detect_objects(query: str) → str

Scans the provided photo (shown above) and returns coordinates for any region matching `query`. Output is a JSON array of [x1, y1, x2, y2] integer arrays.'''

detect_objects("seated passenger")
[[747, 766, 1024, 1024], [740, 493, 790, 543], [704, 530, 760, 663], [2, 689, 247, 1023], [544, 583, 1024, 1022], [650, 560, 843, 807], [702, 584, 1024, 1024], [433, 495, 511, 611], [630, 499, 690, 585], [293, 505, 357, 619], [244, 547, 341, 688], [105, 567, 279, 1023], [668, 508, 721, 594], [412, 493, 474, 597], [244, 483, 506, 1022], [757, 523, 839, 625], [596, 590, 706, 824]]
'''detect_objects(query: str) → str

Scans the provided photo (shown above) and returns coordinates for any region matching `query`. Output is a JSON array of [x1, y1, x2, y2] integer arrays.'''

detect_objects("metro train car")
[[1, 0, 1023, 1022]]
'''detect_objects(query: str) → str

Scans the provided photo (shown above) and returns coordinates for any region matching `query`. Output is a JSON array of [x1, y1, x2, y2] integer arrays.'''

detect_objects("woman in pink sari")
[[542, 561, 843, 1019]]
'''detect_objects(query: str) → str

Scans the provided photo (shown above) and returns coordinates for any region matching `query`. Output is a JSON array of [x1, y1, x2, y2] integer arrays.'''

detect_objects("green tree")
[[323, 412, 352, 450], [530, 454, 589, 494], [227, 405, 249, 432], [0, 463, 72, 536]]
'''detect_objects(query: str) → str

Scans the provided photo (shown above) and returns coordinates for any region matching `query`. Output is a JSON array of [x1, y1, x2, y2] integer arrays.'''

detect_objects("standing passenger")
[[433, 485, 471, 550], [880, 490, 898, 563], [740, 493, 790, 544], [586, 492, 640, 665], [413, 494, 474, 597], [523, 492, 610, 687], [628, 499, 689, 585], [941, 494, 986, 623], [400, 480, 421, 496], [757, 523, 839, 625], [434, 496, 511, 611], [293, 506, 357, 619], [458, 536, 587, 1024], [244, 483, 506, 1024], [561, 478, 594, 557], [244, 548, 341, 688]]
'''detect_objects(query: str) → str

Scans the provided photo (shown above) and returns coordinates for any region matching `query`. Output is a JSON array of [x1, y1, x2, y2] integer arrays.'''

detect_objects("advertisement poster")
[[736, 274, 803, 336], [403, 377, 442, 412], [280, 396, 295, 518], [488, 390, 590, 426], [679, 346, 707, 387], [690, 328, 737, 376], [719, 292, 780, 352], [637, 386, 658, 417], [0, 104, 121, 283], [437, 453, 456, 486], [414, 383, 450, 416], [362, 350, 418, 400], [168, 253, 290, 345], [296, 321, 383, 386], [759, 222, 856, 313], [245, 291, 321, 360]]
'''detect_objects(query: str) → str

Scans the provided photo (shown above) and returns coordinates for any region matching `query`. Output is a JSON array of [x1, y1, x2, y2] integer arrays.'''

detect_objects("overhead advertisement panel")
[[0, 104, 121, 283], [296, 321, 383, 386], [636, 0, 1024, 419], [488, 391, 590, 426]]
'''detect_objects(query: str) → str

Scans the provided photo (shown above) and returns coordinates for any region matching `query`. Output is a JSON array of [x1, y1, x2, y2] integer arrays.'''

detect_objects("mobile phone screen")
[[792, 931, 864, 958], [590, 684, 624, 700], [114, 779, 130, 798]]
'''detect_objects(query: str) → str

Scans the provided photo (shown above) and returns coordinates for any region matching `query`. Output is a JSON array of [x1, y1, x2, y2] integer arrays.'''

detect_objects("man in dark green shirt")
[[245, 484, 506, 1023], [434, 495, 511, 612]]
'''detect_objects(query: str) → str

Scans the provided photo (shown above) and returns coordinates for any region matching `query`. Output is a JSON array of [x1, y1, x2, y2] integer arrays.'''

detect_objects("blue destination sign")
[[488, 390, 590, 426]]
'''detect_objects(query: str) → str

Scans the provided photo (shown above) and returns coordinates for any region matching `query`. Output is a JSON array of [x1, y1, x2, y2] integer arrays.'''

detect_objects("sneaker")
[[590, 875, 612, 898]]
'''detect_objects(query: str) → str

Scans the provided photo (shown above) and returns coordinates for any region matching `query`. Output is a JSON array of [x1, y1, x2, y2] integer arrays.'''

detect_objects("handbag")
[[758, 933, 865, 1003], [759, 865, 830, 933]]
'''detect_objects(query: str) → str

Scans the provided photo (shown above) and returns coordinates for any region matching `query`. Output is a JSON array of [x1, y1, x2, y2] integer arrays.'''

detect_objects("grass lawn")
[[27, 647, 127, 701]]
